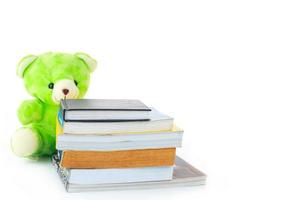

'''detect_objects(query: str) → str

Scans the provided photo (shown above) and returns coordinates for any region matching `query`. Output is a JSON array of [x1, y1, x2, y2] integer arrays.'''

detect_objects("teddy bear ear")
[[75, 52, 97, 73], [17, 55, 38, 78]]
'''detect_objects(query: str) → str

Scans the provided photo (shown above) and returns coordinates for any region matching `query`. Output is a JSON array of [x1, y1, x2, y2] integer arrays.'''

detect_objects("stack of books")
[[53, 99, 206, 192]]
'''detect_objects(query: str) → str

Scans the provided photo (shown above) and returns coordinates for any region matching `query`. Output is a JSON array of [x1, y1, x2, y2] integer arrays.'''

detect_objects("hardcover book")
[[60, 99, 151, 122]]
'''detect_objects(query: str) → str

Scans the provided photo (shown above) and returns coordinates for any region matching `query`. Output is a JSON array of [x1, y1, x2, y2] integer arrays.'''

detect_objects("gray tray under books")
[[52, 155, 206, 192]]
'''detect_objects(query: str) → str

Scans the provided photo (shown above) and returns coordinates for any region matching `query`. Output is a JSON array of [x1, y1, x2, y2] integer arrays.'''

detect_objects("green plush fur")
[[13, 52, 96, 157]]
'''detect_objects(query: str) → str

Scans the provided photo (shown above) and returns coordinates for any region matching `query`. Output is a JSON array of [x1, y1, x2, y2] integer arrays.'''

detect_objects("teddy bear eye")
[[74, 80, 78, 86], [48, 83, 54, 89]]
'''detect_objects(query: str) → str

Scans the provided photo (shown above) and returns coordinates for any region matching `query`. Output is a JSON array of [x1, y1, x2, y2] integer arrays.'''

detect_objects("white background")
[[0, 0, 300, 199]]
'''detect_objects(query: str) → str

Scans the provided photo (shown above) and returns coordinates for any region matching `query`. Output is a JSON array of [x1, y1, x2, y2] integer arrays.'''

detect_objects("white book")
[[58, 108, 173, 135], [52, 156, 206, 192], [57, 139, 182, 151], [53, 154, 173, 185], [56, 128, 183, 151], [64, 166, 173, 185]]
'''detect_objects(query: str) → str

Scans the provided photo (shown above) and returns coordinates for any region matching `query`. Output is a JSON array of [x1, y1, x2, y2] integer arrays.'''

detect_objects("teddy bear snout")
[[62, 89, 69, 95], [51, 79, 80, 104]]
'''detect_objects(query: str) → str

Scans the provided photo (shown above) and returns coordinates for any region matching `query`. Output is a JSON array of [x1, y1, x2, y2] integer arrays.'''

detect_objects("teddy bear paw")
[[11, 128, 40, 157]]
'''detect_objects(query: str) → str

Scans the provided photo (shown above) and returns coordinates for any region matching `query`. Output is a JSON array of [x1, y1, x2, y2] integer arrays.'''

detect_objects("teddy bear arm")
[[17, 100, 44, 125]]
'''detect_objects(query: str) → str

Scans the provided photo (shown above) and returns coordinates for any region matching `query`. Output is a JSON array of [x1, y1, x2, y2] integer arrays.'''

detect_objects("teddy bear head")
[[17, 52, 97, 105]]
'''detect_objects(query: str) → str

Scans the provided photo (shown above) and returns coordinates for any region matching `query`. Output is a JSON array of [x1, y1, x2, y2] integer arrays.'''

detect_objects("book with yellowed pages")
[[56, 119, 183, 151], [58, 148, 176, 169]]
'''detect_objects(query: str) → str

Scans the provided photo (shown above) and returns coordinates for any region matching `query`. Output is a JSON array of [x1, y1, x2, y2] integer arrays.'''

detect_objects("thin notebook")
[[52, 155, 206, 192], [60, 99, 151, 122]]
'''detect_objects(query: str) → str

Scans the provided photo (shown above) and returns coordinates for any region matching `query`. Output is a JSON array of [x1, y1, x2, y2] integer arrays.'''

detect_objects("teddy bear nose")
[[62, 89, 69, 95]]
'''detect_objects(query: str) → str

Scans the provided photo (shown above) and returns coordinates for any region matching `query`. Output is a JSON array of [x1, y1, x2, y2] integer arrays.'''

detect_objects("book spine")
[[52, 155, 69, 185], [57, 110, 64, 126], [60, 99, 68, 121], [60, 99, 68, 110], [56, 116, 64, 138]]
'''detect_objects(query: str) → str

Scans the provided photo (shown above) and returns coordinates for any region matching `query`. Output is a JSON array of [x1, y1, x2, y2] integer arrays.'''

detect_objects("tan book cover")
[[60, 148, 176, 169]]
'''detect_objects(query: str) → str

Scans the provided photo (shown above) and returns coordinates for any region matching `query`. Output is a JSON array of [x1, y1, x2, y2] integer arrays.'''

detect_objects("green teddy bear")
[[11, 52, 97, 158]]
